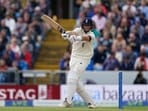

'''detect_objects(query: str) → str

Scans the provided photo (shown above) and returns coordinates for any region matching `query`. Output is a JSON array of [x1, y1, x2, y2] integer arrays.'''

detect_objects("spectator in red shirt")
[[20, 43, 32, 68], [134, 51, 148, 71]]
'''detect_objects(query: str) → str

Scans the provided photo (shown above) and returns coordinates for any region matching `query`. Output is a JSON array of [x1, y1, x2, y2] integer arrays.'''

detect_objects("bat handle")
[[58, 27, 66, 34], [60, 30, 64, 33]]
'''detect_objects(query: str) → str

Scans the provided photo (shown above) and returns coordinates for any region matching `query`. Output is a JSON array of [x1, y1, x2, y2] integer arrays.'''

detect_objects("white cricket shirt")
[[71, 28, 95, 60]]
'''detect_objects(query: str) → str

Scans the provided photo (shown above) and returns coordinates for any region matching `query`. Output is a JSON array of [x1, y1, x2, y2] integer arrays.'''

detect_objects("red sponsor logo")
[[0, 85, 60, 100], [47, 85, 60, 99], [38, 85, 47, 99], [0, 86, 37, 100]]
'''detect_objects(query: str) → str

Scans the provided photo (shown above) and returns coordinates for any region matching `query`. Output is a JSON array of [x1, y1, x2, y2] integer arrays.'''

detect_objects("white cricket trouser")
[[69, 57, 89, 79], [66, 57, 94, 105]]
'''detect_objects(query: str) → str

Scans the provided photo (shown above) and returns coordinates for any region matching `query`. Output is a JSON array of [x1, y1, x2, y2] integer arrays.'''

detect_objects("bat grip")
[[59, 28, 66, 34]]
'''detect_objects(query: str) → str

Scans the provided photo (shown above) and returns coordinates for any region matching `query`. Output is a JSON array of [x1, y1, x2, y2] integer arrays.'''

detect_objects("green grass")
[[0, 107, 148, 111]]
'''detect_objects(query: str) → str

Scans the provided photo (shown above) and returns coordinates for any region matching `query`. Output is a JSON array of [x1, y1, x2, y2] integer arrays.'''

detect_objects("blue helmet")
[[82, 18, 93, 26]]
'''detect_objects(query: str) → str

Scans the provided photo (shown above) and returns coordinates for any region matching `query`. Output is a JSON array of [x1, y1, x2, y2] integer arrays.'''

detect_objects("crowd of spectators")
[[60, 0, 148, 71], [0, 0, 50, 82]]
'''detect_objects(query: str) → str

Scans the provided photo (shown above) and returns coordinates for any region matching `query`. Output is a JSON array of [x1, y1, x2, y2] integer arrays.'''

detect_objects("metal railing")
[[1, 70, 147, 85], [0, 70, 68, 85]]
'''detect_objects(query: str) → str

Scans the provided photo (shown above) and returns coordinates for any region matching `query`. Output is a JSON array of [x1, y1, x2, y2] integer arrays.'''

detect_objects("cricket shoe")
[[59, 98, 72, 108], [88, 103, 96, 109]]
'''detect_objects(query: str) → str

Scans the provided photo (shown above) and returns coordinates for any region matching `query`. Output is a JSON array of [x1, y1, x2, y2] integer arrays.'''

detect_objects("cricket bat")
[[41, 14, 66, 33]]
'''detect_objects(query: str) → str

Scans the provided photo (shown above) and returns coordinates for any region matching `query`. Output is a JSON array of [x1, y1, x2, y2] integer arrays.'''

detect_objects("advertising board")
[[5, 100, 33, 106], [61, 85, 148, 107], [0, 85, 60, 100]]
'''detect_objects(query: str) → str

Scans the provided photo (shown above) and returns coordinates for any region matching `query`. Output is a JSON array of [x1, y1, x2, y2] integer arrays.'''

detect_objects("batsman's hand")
[[61, 33, 70, 40], [68, 35, 82, 43]]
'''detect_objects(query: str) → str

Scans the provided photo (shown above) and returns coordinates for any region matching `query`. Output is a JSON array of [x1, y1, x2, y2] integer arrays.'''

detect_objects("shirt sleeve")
[[72, 28, 81, 33]]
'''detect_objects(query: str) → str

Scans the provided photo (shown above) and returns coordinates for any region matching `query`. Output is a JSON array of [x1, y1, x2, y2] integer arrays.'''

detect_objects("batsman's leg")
[[59, 70, 78, 107], [66, 70, 79, 104], [76, 81, 96, 108]]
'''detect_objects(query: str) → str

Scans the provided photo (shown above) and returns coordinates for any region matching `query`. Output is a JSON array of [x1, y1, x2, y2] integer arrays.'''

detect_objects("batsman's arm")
[[68, 28, 95, 42], [81, 33, 95, 42], [66, 31, 78, 36], [81, 35, 92, 41], [65, 31, 92, 41], [61, 34, 95, 43], [61, 31, 95, 42], [61, 31, 78, 40]]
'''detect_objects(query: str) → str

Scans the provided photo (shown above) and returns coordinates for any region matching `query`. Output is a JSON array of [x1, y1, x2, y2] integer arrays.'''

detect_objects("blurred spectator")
[[0, 2, 6, 20], [134, 51, 148, 70], [86, 79, 96, 84], [79, 0, 94, 18], [112, 33, 126, 52], [133, 71, 147, 84], [0, 59, 8, 71], [92, 7, 106, 32], [22, 11, 31, 24], [4, 11, 16, 33], [74, 0, 83, 18], [127, 32, 140, 54], [92, 22, 101, 49], [130, 20, 144, 39], [20, 43, 32, 69], [0, 19, 11, 37], [15, 17, 27, 38], [39, 0, 51, 15], [1, 29, 9, 42], [92, 44, 107, 70], [112, 33, 127, 63], [121, 45, 137, 70], [18, 58, 28, 70], [99, 31, 112, 53], [25, 24, 41, 55], [59, 52, 70, 84], [2, 44, 15, 65], [66, 43, 72, 54], [0, 32, 7, 57], [103, 52, 120, 70], [31, 18, 42, 36], [119, 17, 130, 39], [24, 0, 38, 14], [120, 55, 134, 70], [138, 0, 148, 20], [0, 59, 8, 83], [122, 0, 137, 16], [8, 60, 23, 84], [10, 37, 21, 58], [33, 6, 42, 21], [104, 19, 116, 38], [59, 52, 70, 70], [111, 2, 121, 26], [22, 35, 34, 54], [139, 12, 147, 27], [124, 45, 137, 60], [95, 1, 108, 15], [141, 25, 148, 56], [10, 60, 19, 70], [75, 12, 85, 27]]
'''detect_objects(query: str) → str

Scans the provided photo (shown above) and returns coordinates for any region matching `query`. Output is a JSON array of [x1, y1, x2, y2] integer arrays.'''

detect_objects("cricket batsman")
[[60, 18, 96, 108]]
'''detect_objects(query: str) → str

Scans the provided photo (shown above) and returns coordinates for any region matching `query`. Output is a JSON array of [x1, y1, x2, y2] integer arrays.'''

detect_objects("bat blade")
[[41, 14, 66, 33]]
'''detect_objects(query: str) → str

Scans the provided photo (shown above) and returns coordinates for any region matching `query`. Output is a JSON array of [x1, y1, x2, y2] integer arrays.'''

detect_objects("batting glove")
[[68, 35, 82, 43], [61, 33, 70, 40]]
